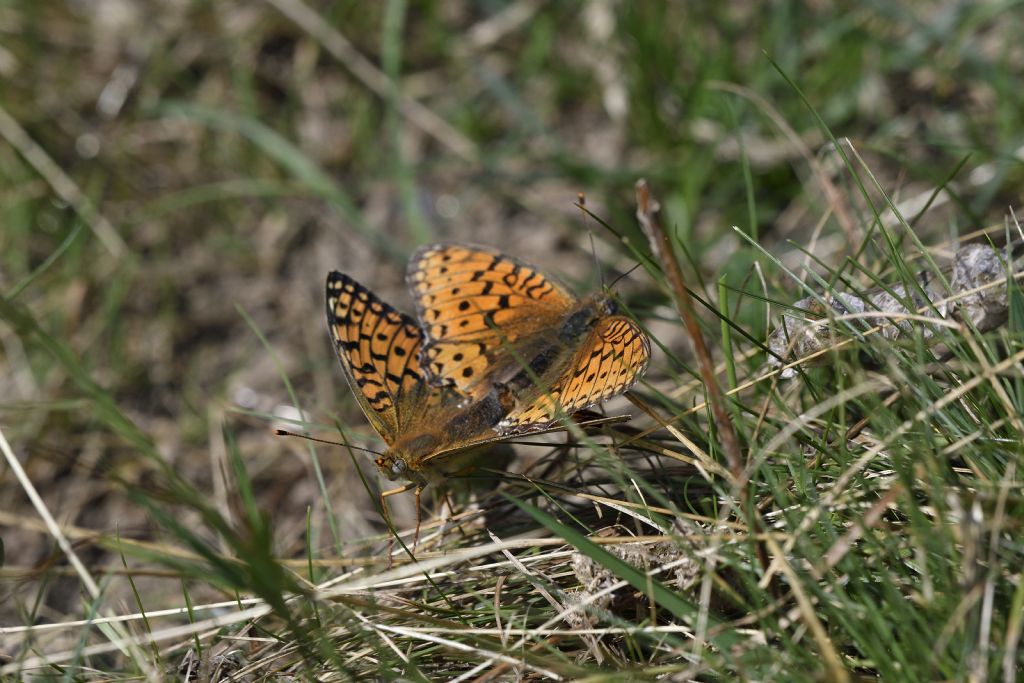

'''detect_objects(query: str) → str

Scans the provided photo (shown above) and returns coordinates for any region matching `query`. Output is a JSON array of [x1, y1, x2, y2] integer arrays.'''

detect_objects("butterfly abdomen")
[[447, 389, 510, 441], [498, 344, 562, 396], [560, 307, 598, 341]]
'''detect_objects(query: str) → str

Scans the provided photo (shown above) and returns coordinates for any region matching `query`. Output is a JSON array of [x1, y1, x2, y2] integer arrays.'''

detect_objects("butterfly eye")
[[602, 298, 618, 315], [391, 460, 407, 475]]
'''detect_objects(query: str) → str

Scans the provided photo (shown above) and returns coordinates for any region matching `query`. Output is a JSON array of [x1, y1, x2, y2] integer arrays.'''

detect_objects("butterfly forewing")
[[408, 242, 576, 396], [497, 316, 650, 435], [326, 272, 433, 444]]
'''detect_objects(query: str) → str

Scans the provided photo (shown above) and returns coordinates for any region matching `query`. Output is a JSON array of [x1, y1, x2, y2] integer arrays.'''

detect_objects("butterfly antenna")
[[274, 429, 383, 456], [607, 262, 643, 292], [575, 192, 603, 287], [588, 228, 607, 291]]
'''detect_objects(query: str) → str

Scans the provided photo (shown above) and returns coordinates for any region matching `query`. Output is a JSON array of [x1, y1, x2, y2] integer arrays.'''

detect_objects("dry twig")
[[634, 179, 744, 481]]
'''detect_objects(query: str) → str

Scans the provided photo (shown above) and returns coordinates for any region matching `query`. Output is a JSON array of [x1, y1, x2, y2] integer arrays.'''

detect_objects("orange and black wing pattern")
[[497, 315, 650, 435], [407, 242, 575, 398], [326, 272, 433, 444]]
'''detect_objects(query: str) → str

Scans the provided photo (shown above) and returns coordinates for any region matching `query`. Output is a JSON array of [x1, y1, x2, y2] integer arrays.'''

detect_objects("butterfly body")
[[408, 243, 651, 436]]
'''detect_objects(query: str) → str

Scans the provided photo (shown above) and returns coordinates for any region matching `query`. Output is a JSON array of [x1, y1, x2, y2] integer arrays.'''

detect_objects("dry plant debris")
[[768, 239, 1023, 378], [567, 525, 701, 629]]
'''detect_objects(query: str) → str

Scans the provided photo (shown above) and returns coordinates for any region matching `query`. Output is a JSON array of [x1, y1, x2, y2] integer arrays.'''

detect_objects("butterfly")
[[325, 272, 512, 495], [406, 242, 651, 435]]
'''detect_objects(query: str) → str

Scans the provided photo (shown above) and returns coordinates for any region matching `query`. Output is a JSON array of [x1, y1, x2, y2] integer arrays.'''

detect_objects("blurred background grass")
[[1, 0, 1023, 677]]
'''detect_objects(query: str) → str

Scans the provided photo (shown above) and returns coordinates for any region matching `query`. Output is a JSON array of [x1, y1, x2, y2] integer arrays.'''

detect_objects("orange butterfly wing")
[[326, 272, 437, 445], [497, 316, 650, 435], [407, 242, 576, 398]]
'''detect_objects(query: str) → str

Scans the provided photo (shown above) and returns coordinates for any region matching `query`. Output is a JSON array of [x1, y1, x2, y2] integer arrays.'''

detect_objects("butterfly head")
[[375, 433, 440, 483], [591, 292, 618, 317], [374, 454, 411, 481], [560, 293, 618, 341]]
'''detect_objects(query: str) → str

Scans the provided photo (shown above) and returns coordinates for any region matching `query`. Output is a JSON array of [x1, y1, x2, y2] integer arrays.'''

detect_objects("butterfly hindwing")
[[407, 242, 576, 397], [497, 315, 650, 435], [326, 272, 432, 444]]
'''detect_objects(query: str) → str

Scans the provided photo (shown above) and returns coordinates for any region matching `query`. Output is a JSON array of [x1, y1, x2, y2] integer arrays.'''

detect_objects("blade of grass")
[[155, 101, 405, 261], [236, 304, 342, 552]]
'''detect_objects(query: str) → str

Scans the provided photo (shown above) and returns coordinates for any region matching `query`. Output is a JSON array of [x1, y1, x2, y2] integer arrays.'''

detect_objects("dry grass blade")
[[0, 426, 101, 599], [369, 622, 563, 680], [1, 604, 272, 676], [634, 179, 744, 480], [0, 597, 266, 637]]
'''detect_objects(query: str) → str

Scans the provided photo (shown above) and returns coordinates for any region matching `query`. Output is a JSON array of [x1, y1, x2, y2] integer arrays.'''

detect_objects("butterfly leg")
[[441, 489, 456, 519], [440, 488, 476, 542], [380, 482, 416, 567], [439, 488, 457, 543], [412, 484, 425, 551]]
